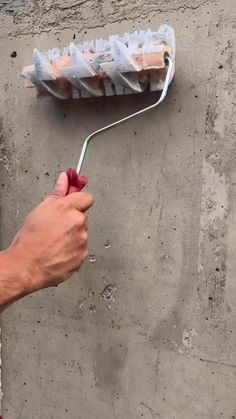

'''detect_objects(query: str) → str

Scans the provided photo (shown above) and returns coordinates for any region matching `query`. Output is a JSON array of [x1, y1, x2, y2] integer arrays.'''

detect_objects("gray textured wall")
[[0, 1, 236, 418]]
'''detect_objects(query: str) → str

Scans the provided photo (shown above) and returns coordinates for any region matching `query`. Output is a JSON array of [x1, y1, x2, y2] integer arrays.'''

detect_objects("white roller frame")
[[76, 56, 173, 174]]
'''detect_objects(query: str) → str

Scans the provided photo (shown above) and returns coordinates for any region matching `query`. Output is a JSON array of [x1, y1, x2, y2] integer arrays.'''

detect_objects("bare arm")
[[0, 172, 94, 312], [0, 248, 32, 311]]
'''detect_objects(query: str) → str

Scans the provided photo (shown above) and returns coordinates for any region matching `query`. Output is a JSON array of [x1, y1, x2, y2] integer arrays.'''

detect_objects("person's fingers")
[[67, 185, 80, 195], [52, 172, 69, 196], [67, 168, 88, 194], [65, 191, 94, 212], [43, 172, 93, 211], [45, 172, 69, 203]]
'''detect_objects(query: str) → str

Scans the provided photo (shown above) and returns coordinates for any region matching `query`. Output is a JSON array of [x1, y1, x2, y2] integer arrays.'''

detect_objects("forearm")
[[0, 173, 93, 312], [0, 248, 30, 312]]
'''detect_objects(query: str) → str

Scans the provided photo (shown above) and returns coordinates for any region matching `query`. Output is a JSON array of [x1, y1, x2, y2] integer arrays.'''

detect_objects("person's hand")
[[9, 172, 94, 294]]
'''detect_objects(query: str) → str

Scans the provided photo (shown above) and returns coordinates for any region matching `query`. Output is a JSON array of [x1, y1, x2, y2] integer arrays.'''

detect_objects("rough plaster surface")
[[0, 0, 209, 37], [0, 0, 236, 418]]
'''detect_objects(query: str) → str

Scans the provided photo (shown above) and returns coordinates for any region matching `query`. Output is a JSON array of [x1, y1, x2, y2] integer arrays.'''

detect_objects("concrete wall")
[[0, 1, 236, 418]]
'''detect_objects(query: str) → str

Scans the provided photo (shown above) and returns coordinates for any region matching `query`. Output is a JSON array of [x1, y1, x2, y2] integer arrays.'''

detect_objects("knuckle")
[[87, 193, 94, 205], [77, 212, 86, 226], [82, 250, 88, 262], [80, 231, 88, 245]]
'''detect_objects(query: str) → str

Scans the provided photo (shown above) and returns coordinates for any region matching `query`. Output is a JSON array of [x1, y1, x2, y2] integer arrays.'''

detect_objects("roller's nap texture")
[[21, 25, 175, 99]]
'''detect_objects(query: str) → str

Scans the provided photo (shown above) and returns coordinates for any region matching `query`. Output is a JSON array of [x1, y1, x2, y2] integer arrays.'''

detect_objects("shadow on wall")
[[39, 84, 175, 133]]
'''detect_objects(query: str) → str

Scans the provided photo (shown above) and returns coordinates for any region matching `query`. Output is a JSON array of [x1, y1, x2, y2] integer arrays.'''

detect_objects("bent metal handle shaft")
[[76, 57, 173, 175]]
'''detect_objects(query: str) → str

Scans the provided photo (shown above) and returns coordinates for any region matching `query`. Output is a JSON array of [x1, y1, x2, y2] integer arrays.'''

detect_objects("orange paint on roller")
[[21, 25, 175, 193]]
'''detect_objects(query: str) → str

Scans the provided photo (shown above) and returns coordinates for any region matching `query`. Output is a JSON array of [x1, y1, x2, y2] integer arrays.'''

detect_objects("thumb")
[[46, 172, 69, 202], [52, 172, 68, 196]]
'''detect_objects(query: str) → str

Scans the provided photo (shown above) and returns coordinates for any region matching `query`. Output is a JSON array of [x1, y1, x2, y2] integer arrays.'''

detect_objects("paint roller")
[[21, 25, 175, 192]]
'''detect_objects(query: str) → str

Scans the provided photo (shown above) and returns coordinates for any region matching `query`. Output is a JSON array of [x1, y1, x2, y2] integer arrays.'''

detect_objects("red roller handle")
[[66, 167, 88, 195]]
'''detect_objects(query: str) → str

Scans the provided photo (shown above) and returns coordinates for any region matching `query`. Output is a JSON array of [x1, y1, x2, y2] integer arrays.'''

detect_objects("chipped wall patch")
[[100, 285, 117, 310], [182, 329, 197, 353], [201, 157, 228, 228], [197, 157, 229, 311], [168, 329, 197, 355]]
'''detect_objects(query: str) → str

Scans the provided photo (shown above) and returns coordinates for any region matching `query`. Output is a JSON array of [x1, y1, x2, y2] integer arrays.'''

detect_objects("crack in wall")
[[0, 0, 211, 37]]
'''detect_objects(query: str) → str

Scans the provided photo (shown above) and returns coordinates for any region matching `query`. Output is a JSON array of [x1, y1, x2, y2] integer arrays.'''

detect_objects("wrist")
[[0, 248, 28, 310], [0, 246, 43, 310], [8, 244, 45, 294]]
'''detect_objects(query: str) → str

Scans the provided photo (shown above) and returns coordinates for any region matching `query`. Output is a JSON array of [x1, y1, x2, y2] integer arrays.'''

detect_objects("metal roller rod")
[[76, 56, 173, 175]]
